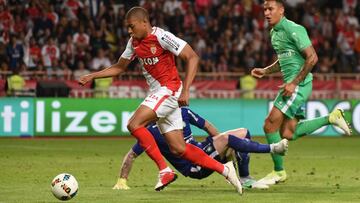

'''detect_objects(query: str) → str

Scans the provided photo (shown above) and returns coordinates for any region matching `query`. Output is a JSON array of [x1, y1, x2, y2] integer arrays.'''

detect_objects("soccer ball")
[[51, 173, 78, 201]]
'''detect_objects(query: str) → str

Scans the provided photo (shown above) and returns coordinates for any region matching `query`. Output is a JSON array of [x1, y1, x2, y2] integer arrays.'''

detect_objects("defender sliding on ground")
[[113, 107, 288, 190]]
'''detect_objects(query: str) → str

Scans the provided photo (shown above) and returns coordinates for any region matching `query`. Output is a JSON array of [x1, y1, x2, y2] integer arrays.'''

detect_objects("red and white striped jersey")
[[121, 27, 187, 92]]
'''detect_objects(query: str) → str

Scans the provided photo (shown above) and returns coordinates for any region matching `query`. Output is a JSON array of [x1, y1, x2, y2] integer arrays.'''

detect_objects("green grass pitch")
[[1, 137, 360, 203]]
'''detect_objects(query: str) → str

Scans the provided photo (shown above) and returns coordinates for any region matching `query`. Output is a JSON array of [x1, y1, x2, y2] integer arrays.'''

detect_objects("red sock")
[[131, 127, 167, 170], [181, 144, 224, 174]]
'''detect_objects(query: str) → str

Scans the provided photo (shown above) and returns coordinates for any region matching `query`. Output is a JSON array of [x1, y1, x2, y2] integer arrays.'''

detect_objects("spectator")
[[26, 37, 42, 71], [90, 30, 109, 57], [41, 37, 60, 71], [56, 60, 72, 80], [343, 0, 357, 14], [1, 0, 360, 79], [0, 61, 9, 79], [11, 14, 26, 34], [321, 12, 334, 40], [337, 24, 357, 72], [317, 56, 336, 73], [163, 0, 181, 16], [46, 4, 59, 26], [73, 25, 89, 49], [60, 34, 76, 68], [6, 35, 24, 70], [0, 4, 13, 32], [239, 72, 257, 99], [62, 0, 83, 20], [94, 77, 112, 98], [73, 60, 90, 80], [6, 67, 25, 96], [90, 48, 111, 71]]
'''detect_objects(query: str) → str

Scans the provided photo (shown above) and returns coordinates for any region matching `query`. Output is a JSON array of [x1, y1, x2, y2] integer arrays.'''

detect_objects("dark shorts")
[[188, 136, 225, 179]]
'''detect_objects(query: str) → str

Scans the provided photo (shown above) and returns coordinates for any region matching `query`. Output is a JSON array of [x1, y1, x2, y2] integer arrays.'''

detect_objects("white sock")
[[222, 165, 229, 177], [159, 167, 172, 173], [270, 144, 275, 153]]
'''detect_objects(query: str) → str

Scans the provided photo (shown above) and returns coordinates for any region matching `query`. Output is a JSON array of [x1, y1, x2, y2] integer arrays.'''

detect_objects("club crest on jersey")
[[150, 44, 157, 54]]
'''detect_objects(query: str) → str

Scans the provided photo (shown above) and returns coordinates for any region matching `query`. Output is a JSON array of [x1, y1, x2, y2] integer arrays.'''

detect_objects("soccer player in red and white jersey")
[[79, 7, 242, 194]]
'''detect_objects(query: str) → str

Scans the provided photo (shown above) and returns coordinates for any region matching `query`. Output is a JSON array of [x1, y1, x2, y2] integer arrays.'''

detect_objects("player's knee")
[[263, 117, 279, 133], [263, 120, 273, 133], [281, 130, 294, 140], [127, 122, 140, 132]]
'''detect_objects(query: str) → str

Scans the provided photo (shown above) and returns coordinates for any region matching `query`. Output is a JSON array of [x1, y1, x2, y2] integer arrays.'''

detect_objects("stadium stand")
[[0, 0, 359, 98]]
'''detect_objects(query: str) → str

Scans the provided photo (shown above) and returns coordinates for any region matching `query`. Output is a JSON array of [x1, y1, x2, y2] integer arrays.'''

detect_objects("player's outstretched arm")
[[79, 57, 131, 86], [113, 148, 138, 190], [251, 59, 281, 79], [178, 44, 199, 106], [203, 120, 220, 137]]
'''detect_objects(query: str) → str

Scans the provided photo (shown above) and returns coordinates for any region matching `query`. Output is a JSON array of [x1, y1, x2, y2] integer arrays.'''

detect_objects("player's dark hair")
[[263, 0, 286, 6], [125, 7, 150, 21], [276, 0, 286, 5]]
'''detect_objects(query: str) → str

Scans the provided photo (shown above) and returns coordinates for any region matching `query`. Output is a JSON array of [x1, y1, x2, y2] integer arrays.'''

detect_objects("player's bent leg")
[[228, 133, 272, 153], [329, 109, 352, 135], [128, 105, 168, 170], [280, 118, 298, 140], [127, 105, 158, 132], [164, 130, 227, 175], [168, 135, 242, 194], [215, 129, 274, 154], [264, 107, 284, 133], [260, 107, 286, 185], [128, 106, 177, 191], [219, 128, 248, 138], [292, 116, 329, 140]]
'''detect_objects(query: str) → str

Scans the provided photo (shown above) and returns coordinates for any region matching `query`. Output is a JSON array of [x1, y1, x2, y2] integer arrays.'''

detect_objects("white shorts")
[[141, 85, 183, 134]]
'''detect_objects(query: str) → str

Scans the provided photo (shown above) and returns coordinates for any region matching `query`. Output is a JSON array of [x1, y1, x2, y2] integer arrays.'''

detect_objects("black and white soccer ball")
[[51, 173, 78, 201]]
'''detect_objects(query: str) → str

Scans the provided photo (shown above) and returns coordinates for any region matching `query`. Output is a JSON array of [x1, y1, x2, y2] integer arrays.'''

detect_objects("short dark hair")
[[264, 0, 286, 5], [125, 7, 150, 21], [276, 0, 286, 5]]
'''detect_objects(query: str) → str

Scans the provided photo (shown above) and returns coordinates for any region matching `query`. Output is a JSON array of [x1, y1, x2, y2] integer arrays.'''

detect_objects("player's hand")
[[78, 74, 94, 86], [251, 68, 266, 78], [178, 90, 189, 107], [279, 83, 296, 97], [112, 178, 130, 190]]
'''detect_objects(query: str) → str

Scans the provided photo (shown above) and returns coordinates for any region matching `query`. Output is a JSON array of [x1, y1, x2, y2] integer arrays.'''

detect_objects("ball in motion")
[[51, 173, 78, 201]]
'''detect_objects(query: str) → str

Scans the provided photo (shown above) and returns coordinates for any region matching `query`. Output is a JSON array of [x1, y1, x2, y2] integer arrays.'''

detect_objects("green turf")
[[1, 137, 360, 203]]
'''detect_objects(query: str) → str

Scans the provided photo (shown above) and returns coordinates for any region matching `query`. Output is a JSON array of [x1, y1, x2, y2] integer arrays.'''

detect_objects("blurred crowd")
[[1, 0, 360, 81]]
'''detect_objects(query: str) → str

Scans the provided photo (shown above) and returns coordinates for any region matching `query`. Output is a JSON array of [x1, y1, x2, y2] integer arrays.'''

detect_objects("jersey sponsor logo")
[[150, 44, 157, 54], [277, 50, 295, 59], [161, 34, 180, 51], [139, 57, 159, 66]]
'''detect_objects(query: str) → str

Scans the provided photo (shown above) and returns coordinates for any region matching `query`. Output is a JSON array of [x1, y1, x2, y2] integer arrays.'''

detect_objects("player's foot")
[[270, 139, 289, 155], [154, 171, 177, 191], [329, 109, 352, 135], [112, 178, 130, 190], [240, 176, 269, 189], [257, 170, 287, 185], [224, 161, 243, 194]]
